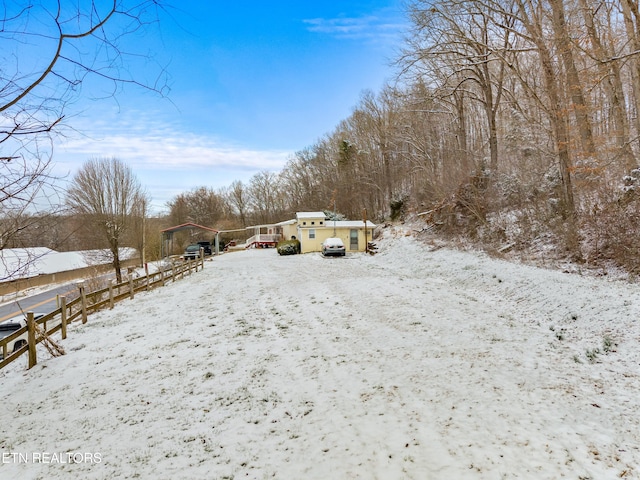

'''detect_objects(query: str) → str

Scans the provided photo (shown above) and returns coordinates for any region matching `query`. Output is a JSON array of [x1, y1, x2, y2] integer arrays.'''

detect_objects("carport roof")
[[160, 222, 218, 234]]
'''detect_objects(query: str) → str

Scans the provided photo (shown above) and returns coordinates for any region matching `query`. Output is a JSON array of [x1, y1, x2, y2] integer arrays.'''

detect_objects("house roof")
[[296, 211, 326, 219], [160, 222, 218, 234], [328, 220, 376, 228], [291, 212, 376, 229], [274, 219, 296, 226]]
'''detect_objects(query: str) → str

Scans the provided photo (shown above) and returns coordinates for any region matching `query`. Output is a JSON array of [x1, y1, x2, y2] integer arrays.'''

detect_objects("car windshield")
[[186, 245, 199, 252]]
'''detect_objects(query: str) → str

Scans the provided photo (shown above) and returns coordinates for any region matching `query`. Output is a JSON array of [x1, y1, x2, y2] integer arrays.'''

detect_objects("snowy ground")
[[1, 226, 639, 479]]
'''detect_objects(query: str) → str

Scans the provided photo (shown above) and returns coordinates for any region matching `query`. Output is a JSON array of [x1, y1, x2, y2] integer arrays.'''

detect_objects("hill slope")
[[1, 227, 639, 479]]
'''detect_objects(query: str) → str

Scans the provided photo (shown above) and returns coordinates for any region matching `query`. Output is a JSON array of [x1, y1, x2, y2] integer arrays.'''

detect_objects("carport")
[[160, 223, 218, 258]]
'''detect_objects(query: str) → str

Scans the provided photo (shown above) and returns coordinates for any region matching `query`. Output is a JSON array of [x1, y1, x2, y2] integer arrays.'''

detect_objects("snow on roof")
[[1, 248, 138, 281], [296, 211, 326, 219], [274, 219, 296, 226], [325, 220, 376, 228], [292, 213, 375, 228]]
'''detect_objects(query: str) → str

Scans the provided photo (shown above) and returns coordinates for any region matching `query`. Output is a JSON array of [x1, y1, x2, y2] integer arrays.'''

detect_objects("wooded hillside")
[[165, 0, 640, 274]]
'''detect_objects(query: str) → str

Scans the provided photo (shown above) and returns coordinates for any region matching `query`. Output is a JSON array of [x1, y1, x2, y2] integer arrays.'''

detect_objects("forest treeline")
[[6, 0, 640, 275], [166, 0, 640, 273]]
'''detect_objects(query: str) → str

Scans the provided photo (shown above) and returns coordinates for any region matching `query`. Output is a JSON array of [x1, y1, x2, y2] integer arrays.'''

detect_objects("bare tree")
[[167, 187, 223, 227], [549, 0, 596, 160], [248, 171, 285, 225], [66, 157, 147, 283], [508, 0, 577, 224], [226, 180, 250, 227], [279, 147, 326, 213], [166, 194, 190, 227], [0, 1, 169, 255], [401, 0, 513, 173], [583, 0, 637, 170], [620, 0, 640, 151]]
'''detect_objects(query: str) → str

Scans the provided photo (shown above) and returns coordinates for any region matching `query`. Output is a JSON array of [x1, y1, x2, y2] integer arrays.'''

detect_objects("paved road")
[[0, 284, 80, 321]]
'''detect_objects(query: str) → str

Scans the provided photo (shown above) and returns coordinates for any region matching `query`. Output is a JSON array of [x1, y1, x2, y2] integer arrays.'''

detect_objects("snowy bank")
[[0, 228, 639, 479]]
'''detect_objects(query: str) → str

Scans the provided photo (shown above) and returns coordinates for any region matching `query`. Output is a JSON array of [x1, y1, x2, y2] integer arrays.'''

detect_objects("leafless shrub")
[[580, 172, 640, 274]]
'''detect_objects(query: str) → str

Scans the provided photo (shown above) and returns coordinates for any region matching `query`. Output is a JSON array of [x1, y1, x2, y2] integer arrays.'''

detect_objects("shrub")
[[582, 179, 640, 274], [390, 196, 408, 221], [276, 239, 300, 256]]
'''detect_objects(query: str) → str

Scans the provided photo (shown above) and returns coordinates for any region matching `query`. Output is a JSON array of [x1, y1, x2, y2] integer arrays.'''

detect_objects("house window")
[[311, 221, 315, 225], [309, 229, 316, 239], [320, 221, 323, 225]]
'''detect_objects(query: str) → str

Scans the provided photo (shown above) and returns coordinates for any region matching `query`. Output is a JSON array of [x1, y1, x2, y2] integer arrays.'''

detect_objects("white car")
[[0, 313, 45, 359], [321, 237, 346, 257]]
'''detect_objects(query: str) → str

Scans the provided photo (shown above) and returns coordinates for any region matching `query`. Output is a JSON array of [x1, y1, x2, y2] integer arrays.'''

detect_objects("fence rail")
[[0, 256, 205, 370]]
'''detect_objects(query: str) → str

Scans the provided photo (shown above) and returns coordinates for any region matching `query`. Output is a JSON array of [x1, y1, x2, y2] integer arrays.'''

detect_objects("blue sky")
[[55, 1, 408, 213]]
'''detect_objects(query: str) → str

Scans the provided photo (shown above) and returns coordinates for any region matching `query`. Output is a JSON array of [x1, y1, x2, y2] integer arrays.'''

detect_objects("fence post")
[[79, 284, 88, 324], [60, 296, 68, 340], [27, 312, 37, 369], [129, 275, 134, 300], [109, 280, 114, 309]]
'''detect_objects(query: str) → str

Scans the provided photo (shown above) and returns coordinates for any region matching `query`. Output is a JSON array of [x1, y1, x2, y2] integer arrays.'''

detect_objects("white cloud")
[[303, 11, 406, 41], [60, 132, 290, 171], [304, 16, 374, 36], [53, 113, 293, 212]]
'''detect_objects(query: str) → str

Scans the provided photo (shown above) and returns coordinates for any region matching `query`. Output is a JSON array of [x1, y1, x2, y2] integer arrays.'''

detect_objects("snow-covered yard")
[[1, 227, 639, 479]]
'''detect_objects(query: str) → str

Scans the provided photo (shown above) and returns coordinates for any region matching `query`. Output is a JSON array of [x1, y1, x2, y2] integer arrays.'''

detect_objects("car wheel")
[[12, 340, 26, 352]]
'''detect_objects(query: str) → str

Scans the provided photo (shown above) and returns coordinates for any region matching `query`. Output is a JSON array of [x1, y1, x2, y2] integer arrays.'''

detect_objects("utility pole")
[[333, 199, 337, 237], [363, 208, 368, 253], [141, 198, 147, 266]]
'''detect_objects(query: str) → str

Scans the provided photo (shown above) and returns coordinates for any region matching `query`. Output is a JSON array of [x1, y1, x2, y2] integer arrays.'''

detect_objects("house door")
[[349, 229, 358, 250]]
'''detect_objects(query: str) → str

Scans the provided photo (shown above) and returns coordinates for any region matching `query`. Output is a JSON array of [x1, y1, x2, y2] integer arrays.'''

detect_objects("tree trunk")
[[543, 63, 576, 218], [549, 0, 596, 160], [454, 91, 469, 174], [579, 0, 636, 170], [620, 0, 640, 156], [479, 36, 503, 173], [111, 241, 122, 284], [515, 0, 576, 219]]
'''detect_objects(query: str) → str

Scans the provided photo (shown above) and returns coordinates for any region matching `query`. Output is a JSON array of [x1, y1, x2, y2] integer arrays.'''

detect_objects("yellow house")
[[237, 212, 376, 254], [293, 212, 375, 254], [275, 218, 298, 242]]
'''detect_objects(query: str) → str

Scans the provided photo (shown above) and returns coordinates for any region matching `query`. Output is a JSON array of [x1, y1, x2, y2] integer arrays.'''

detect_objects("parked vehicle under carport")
[[183, 244, 202, 260]]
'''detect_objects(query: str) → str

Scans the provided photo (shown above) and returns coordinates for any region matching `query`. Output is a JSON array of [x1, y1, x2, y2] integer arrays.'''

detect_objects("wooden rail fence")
[[0, 256, 205, 370]]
